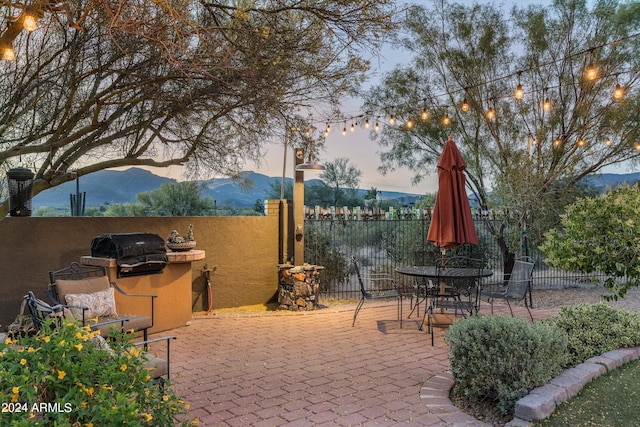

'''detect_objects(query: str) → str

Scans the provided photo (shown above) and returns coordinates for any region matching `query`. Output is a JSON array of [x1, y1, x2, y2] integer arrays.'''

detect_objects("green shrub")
[[0, 319, 195, 426], [446, 315, 568, 414], [547, 303, 640, 367]]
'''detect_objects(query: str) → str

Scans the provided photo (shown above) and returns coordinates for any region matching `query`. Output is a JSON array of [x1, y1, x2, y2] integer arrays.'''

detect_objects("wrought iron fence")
[[304, 212, 607, 301]]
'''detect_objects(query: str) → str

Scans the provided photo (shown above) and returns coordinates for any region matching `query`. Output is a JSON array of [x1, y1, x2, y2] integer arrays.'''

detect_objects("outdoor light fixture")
[[486, 107, 496, 120], [577, 138, 586, 147], [23, 12, 37, 32], [342, 125, 346, 136], [374, 121, 379, 132], [2, 44, 15, 61], [605, 138, 612, 147], [364, 119, 370, 129], [389, 114, 396, 126], [554, 138, 562, 147], [514, 83, 524, 100], [585, 61, 598, 80], [350, 123, 355, 132], [613, 83, 625, 100], [295, 154, 325, 171], [442, 113, 451, 126], [543, 96, 552, 111], [461, 98, 470, 112], [421, 107, 428, 120]]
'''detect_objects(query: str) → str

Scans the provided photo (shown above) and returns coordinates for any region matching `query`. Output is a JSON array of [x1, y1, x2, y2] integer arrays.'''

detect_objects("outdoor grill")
[[90, 233, 168, 278]]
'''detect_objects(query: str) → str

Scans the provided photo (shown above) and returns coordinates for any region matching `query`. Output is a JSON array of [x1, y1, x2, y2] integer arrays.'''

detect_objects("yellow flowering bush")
[[1, 318, 196, 426]]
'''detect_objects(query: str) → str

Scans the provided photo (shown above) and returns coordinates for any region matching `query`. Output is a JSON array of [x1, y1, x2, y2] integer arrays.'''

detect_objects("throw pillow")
[[65, 287, 118, 320]]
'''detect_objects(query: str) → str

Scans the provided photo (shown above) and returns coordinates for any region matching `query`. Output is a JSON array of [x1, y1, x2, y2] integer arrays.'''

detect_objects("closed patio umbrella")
[[427, 135, 479, 264]]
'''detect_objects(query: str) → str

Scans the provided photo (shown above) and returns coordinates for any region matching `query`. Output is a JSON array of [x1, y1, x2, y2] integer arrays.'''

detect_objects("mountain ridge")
[[32, 167, 640, 210]]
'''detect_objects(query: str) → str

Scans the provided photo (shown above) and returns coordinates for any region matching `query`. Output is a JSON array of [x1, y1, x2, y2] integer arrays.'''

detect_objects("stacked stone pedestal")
[[276, 264, 324, 311]]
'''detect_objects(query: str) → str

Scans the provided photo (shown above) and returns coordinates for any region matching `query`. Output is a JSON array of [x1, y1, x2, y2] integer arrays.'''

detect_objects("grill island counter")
[[80, 249, 205, 333]]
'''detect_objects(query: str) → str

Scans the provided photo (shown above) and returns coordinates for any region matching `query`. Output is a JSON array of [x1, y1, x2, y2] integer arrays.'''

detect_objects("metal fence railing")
[[304, 215, 607, 301]]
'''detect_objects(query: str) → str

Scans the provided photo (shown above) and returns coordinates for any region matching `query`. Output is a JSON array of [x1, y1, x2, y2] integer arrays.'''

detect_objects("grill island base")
[[80, 250, 205, 333]]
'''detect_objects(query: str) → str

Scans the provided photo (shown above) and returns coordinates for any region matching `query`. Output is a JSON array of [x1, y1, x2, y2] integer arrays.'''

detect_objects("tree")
[[361, 0, 640, 263], [0, 0, 399, 218], [540, 184, 640, 299], [136, 182, 215, 216], [317, 157, 363, 206]]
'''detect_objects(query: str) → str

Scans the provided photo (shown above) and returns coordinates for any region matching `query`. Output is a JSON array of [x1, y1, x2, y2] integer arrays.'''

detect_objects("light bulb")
[[585, 62, 598, 80], [389, 114, 395, 126], [461, 98, 469, 112], [23, 14, 37, 32], [442, 113, 451, 126], [406, 118, 414, 129], [554, 138, 562, 147], [325, 124, 330, 134], [3, 47, 15, 61], [486, 107, 495, 120], [543, 97, 551, 111], [605, 138, 612, 147], [577, 138, 586, 147], [350, 123, 355, 132], [613, 84, 624, 100], [374, 122, 379, 132], [364, 119, 370, 129], [342, 126, 346, 136], [421, 107, 428, 120], [635, 142, 640, 151], [515, 84, 524, 100]]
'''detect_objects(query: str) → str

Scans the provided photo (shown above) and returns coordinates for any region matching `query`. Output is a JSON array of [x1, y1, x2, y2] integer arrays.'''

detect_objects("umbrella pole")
[[439, 248, 446, 313]]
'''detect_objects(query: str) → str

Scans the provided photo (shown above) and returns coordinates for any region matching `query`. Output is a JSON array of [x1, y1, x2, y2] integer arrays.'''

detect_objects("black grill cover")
[[91, 233, 168, 278]]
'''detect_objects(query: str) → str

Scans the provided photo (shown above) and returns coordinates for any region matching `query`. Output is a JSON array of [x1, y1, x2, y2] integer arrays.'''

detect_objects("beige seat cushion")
[[91, 315, 152, 337], [54, 276, 111, 303], [143, 354, 168, 379]]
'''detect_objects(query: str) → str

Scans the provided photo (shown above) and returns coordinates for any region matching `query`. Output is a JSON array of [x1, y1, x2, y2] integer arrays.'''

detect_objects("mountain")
[[32, 168, 422, 209], [33, 168, 176, 208], [582, 172, 640, 192], [32, 167, 639, 210]]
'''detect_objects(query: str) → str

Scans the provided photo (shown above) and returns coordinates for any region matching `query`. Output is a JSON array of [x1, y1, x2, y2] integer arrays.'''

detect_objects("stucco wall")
[[0, 202, 281, 330]]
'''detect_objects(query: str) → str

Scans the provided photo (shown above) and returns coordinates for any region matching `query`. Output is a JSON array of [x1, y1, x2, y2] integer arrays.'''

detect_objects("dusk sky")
[[153, 0, 629, 194]]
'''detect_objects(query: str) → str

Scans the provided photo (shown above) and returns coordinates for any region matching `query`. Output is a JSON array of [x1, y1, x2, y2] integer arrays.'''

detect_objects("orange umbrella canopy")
[[427, 136, 479, 249]]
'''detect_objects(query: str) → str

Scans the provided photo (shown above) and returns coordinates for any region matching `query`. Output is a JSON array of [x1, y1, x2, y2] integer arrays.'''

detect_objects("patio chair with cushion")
[[46, 262, 156, 340], [24, 291, 175, 382], [480, 256, 535, 321], [351, 256, 403, 328]]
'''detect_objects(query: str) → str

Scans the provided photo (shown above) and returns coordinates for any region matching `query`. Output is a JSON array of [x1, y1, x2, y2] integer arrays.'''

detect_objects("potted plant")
[[166, 224, 196, 251]]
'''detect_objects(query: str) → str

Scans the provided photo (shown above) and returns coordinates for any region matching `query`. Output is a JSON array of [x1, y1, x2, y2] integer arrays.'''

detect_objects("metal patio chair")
[[480, 256, 535, 321], [351, 256, 403, 328]]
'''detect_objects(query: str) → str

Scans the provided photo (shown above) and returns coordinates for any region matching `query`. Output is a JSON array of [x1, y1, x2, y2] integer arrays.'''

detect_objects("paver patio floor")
[[167, 300, 554, 426]]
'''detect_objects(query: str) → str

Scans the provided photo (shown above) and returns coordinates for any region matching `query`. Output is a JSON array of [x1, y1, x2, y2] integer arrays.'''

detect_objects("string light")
[[554, 138, 562, 147], [442, 113, 451, 126], [364, 119, 370, 129], [605, 137, 612, 146], [342, 124, 347, 136], [461, 98, 470, 112], [515, 83, 524, 100], [577, 137, 586, 147], [2, 45, 15, 61], [389, 114, 396, 126], [421, 107, 429, 120], [350, 123, 355, 132], [486, 106, 496, 120], [374, 121, 379, 132], [23, 12, 37, 32], [405, 118, 414, 129], [585, 61, 598, 80], [613, 83, 625, 100], [635, 142, 640, 151], [542, 90, 552, 111]]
